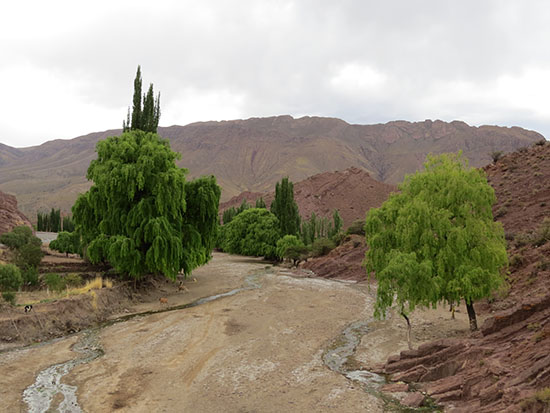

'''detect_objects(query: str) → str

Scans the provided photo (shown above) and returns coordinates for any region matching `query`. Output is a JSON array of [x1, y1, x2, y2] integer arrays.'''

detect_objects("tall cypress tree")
[[123, 66, 160, 133], [270, 177, 300, 236]]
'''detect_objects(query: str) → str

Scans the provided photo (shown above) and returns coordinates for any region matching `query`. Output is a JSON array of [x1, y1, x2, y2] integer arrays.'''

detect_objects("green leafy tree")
[[220, 208, 280, 259], [0, 263, 23, 292], [237, 199, 250, 215], [73, 130, 220, 280], [222, 207, 237, 225], [123, 65, 160, 133], [365, 153, 507, 339], [276, 235, 308, 265], [50, 231, 82, 257], [255, 197, 266, 209], [329, 209, 343, 238], [271, 177, 300, 236]]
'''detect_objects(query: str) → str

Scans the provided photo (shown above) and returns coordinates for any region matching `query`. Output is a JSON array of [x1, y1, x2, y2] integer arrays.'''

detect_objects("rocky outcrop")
[[0, 190, 32, 235]]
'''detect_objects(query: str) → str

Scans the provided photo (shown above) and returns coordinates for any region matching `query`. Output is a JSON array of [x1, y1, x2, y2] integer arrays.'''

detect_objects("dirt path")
[[1, 253, 474, 412]]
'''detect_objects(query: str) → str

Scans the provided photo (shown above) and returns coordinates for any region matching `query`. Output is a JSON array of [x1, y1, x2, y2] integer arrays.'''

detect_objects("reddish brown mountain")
[[0, 116, 542, 219], [220, 167, 396, 227], [0, 191, 32, 235]]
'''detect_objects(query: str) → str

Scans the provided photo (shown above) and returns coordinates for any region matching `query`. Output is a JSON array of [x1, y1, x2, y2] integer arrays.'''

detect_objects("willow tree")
[[364, 153, 507, 340], [73, 130, 220, 280]]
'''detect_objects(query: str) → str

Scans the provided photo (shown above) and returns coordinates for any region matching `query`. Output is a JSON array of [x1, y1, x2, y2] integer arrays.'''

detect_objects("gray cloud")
[[1, 0, 549, 147]]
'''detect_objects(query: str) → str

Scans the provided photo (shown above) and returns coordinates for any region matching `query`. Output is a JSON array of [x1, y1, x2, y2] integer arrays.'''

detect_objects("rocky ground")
[[0, 252, 477, 412]]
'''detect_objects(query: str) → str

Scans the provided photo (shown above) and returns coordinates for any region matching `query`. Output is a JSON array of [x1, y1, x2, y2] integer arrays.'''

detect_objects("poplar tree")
[[365, 153, 507, 339], [123, 66, 160, 133], [270, 177, 300, 236]]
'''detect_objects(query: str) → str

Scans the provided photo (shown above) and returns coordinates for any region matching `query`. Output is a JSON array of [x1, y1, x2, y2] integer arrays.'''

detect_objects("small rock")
[[402, 392, 425, 408], [382, 382, 409, 393]]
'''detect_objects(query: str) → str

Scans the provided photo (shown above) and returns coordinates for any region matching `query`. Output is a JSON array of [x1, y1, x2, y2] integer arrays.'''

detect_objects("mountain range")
[[0, 116, 543, 219]]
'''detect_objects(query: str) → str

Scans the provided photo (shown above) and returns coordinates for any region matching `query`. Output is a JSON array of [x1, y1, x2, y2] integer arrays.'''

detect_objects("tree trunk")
[[466, 301, 478, 331], [401, 312, 412, 350]]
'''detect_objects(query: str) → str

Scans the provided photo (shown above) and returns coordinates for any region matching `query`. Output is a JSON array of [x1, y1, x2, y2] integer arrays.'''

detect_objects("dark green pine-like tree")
[[123, 66, 160, 133], [270, 177, 300, 236]]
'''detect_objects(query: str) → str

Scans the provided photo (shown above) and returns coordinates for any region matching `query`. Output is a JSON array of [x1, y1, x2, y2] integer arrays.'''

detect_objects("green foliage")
[[311, 238, 336, 257], [0, 263, 23, 291], [276, 235, 304, 260], [0, 226, 35, 250], [36, 209, 62, 232], [329, 209, 343, 238], [222, 207, 237, 225], [237, 199, 250, 214], [14, 242, 44, 270], [271, 177, 300, 236], [63, 216, 75, 232], [2, 291, 16, 305], [220, 208, 280, 259], [123, 66, 160, 133], [50, 231, 82, 256], [73, 130, 220, 280], [21, 266, 39, 286], [300, 212, 336, 245], [44, 273, 66, 292], [255, 197, 266, 209], [346, 219, 366, 236], [365, 153, 508, 320]]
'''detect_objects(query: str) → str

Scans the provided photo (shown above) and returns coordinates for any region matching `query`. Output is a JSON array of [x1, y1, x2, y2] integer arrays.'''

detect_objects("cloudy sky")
[[2, 0, 550, 148]]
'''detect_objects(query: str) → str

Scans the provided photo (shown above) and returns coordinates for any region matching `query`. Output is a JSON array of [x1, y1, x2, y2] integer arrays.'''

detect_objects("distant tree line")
[[36, 209, 74, 232]]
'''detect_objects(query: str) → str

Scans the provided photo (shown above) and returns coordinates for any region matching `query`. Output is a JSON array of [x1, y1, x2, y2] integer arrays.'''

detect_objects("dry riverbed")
[[1, 253, 474, 412]]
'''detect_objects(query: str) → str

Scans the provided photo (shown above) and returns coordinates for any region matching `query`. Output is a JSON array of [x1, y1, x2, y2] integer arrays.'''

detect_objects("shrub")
[[534, 139, 547, 146], [532, 218, 550, 247], [311, 238, 336, 257], [276, 235, 304, 260], [346, 219, 366, 236], [44, 273, 66, 292], [518, 146, 529, 153], [513, 233, 531, 248], [494, 206, 507, 218], [2, 291, 16, 305], [509, 254, 524, 269], [21, 266, 39, 286], [0, 263, 23, 291], [490, 151, 503, 163], [15, 243, 44, 269], [331, 231, 347, 246]]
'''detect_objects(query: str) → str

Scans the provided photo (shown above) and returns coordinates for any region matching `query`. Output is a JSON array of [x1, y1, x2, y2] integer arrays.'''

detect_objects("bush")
[[21, 266, 39, 286], [331, 231, 347, 246], [533, 218, 550, 247], [15, 243, 44, 269], [490, 151, 503, 163], [44, 273, 66, 292], [534, 139, 547, 146], [346, 219, 366, 236], [276, 235, 304, 260], [0, 263, 23, 291], [509, 254, 524, 269], [2, 291, 16, 305], [311, 238, 336, 257]]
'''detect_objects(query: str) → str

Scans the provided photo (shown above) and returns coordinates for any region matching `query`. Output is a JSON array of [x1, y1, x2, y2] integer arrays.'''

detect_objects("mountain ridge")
[[0, 116, 543, 218]]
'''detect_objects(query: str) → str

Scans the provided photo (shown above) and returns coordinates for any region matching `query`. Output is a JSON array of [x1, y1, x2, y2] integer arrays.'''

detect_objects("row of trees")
[[36, 209, 74, 232], [218, 176, 344, 262]]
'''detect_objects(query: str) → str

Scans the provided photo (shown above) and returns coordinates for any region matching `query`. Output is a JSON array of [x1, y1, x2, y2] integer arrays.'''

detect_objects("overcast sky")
[[2, 0, 550, 148]]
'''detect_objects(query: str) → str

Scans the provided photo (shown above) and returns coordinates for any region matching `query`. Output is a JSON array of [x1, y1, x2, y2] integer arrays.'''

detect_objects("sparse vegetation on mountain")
[[73, 130, 220, 280], [270, 177, 300, 237], [219, 208, 280, 259], [365, 153, 508, 336]]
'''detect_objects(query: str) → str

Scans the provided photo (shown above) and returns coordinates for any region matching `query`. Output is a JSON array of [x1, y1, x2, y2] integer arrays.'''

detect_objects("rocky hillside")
[[220, 167, 396, 227], [0, 191, 32, 235], [0, 116, 542, 219], [304, 141, 550, 411]]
